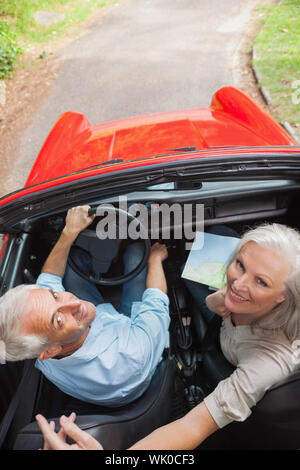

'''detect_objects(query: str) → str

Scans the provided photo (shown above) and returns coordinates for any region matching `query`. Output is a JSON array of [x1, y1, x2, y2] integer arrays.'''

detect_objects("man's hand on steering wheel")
[[68, 204, 152, 286], [63, 206, 96, 241]]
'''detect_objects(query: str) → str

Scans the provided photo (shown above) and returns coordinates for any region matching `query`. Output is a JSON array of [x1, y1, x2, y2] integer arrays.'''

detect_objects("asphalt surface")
[[16, 0, 263, 189]]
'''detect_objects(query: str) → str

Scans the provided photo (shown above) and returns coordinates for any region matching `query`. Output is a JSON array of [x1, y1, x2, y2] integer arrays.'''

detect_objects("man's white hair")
[[0, 284, 49, 362], [231, 223, 300, 342]]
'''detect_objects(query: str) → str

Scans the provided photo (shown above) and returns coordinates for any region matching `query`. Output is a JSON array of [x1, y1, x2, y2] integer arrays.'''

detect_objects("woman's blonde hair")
[[231, 223, 300, 342]]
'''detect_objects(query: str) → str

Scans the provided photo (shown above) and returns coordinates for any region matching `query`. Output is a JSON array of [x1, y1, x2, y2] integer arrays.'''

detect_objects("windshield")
[[98, 179, 297, 204]]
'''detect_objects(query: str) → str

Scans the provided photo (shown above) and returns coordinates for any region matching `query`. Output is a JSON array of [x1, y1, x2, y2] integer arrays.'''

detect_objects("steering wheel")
[[67, 205, 151, 286]]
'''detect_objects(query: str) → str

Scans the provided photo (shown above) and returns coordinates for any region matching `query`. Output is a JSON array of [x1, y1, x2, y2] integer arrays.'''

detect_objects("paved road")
[[15, 0, 263, 191]]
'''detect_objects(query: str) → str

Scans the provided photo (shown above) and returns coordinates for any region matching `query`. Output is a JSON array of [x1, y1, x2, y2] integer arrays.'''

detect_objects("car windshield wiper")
[[75, 148, 197, 173], [79, 158, 124, 171], [80, 148, 197, 170], [168, 146, 196, 152]]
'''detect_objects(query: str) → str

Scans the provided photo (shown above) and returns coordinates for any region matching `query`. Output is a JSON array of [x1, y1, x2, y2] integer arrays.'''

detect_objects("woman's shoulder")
[[239, 326, 298, 366]]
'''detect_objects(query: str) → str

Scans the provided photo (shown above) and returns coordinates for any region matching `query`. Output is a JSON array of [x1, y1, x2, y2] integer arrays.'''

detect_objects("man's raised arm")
[[41, 206, 95, 278]]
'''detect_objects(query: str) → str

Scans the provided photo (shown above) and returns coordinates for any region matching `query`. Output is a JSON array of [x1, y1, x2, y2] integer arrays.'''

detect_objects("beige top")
[[203, 316, 300, 428]]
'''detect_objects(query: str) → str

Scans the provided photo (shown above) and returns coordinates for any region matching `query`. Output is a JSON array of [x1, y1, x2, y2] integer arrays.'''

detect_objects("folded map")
[[181, 231, 240, 289]]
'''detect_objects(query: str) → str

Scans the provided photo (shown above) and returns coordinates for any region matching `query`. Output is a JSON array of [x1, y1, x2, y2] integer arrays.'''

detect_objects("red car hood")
[[25, 87, 297, 187]]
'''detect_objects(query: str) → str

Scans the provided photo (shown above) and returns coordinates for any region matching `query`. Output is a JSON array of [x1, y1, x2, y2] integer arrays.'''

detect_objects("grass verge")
[[0, 0, 117, 79], [253, 0, 300, 139]]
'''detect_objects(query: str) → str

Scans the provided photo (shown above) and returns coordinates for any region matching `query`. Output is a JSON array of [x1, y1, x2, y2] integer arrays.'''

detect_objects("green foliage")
[[0, 0, 117, 78], [253, 0, 300, 132], [0, 22, 23, 79]]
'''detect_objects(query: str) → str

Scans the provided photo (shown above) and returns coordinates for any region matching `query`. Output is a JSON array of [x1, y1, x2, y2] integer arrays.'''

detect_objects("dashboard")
[[85, 179, 300, 233], [42, 179, 300, 238], [3, 178, 300, 294]]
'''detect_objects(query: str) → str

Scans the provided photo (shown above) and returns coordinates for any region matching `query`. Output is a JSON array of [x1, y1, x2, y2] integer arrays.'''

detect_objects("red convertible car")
[[0, 86, 299, 450]]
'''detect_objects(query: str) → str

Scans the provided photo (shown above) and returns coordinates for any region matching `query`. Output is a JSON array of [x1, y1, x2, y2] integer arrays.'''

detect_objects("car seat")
[[10, 357, 175, 450], [192, 305, 300, 450]]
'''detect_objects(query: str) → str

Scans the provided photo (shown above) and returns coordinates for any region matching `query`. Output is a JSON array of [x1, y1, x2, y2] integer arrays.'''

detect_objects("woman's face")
[[225, 241, 290, 320]]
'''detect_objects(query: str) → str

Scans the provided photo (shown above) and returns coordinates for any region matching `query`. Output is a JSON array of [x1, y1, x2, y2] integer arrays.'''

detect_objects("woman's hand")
[[35, 413, 103, 450], [205, 285, 231, 318]]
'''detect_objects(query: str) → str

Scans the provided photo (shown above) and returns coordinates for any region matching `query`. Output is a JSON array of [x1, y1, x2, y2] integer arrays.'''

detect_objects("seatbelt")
[[0, 359, 36, 448]]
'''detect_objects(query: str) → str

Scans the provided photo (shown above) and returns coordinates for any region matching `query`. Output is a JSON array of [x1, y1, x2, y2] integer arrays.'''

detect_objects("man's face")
[[20, 289, 96, 346]]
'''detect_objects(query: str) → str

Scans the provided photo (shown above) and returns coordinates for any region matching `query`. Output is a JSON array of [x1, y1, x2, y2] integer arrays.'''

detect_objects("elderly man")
[[0, 206, 170, 408]]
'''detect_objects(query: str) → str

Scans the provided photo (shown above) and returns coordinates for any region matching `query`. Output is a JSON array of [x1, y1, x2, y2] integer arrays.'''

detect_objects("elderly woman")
[[36, 222, 300, 450]]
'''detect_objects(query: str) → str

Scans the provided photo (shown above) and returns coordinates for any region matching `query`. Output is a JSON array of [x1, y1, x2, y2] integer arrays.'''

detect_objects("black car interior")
[[0, 178, 299, 449]]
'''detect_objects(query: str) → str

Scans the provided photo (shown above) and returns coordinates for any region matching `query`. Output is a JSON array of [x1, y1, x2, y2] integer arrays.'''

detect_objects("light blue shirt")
[[35, 273, 170, 406]]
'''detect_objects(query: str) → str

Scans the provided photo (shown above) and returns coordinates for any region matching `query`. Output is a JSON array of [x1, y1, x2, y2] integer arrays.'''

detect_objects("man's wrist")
[[61, 227, 79, 244], [148, 256, 163, 268]]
